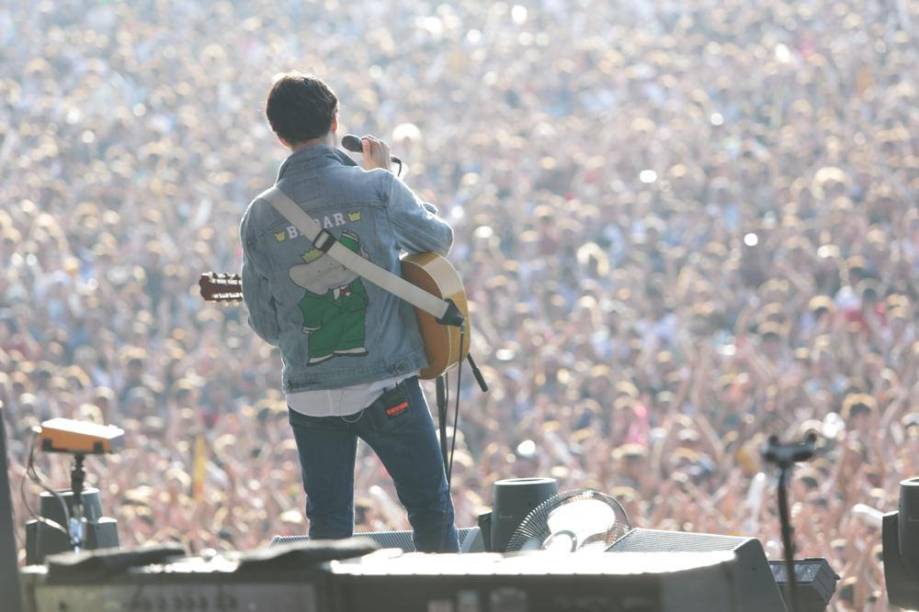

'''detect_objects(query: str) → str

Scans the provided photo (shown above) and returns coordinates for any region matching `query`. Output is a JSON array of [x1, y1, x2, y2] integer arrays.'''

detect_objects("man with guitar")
[[238, 73, 459, 552]]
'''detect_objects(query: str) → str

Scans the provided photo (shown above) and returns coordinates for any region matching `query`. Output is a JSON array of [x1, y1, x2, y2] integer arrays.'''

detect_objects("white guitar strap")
[[259, 185, 453, 321]]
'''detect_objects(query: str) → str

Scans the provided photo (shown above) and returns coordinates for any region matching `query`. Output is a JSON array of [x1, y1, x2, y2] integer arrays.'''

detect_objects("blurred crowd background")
[[1, 0, 917, 608]]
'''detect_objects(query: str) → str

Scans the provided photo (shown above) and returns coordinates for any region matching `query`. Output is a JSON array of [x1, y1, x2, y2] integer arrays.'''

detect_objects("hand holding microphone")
[[361, 135, 391, 171], [341, 133, 403, 175]]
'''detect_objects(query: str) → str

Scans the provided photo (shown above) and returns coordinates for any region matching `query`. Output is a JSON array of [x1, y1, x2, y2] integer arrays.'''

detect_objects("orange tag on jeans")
[[385, 401, 408, 417]]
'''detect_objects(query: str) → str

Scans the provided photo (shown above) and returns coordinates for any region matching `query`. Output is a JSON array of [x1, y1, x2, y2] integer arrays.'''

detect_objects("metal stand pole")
[[435, 376, 449, 475], [762, 433, 817, 612], [776, 466, 799, 612], [69, 455, 86, 552], [0, 404, 24, 612]]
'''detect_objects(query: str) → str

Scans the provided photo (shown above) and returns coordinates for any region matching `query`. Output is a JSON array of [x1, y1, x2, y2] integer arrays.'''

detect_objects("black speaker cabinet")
[[883, 510, 919, 609], [25, 488, 119, 565], [608, 528, 784, 611]]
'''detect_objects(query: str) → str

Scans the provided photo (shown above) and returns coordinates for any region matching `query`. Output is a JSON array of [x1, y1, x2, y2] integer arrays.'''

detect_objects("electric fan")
[[505, 489, 632, 553]]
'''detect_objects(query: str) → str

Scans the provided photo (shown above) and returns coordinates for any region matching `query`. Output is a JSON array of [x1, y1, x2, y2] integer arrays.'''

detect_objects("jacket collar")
[[277, 143, 345, 180]]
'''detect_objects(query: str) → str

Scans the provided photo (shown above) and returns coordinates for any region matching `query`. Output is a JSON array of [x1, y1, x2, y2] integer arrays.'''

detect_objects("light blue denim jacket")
[[239, 144, 453, 392]]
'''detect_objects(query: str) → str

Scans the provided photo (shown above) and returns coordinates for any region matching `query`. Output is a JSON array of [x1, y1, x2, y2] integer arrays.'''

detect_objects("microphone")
[[340, 134, 403, 168]]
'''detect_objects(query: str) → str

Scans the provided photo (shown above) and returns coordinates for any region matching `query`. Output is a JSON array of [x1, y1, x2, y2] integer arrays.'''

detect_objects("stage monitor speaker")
[[329, 549, 776, 612], [20, 539, 379, 612], [272, 526, 484, 553], [608, 528, 785, 612]]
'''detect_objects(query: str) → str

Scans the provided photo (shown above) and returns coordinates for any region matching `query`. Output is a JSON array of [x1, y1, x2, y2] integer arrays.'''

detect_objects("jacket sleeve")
[[240, 208, 281, 345], [385, 173, 454, 256]]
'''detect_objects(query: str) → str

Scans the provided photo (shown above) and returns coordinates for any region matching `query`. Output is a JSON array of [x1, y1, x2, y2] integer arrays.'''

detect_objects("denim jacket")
[[239, 144, 453, 392]]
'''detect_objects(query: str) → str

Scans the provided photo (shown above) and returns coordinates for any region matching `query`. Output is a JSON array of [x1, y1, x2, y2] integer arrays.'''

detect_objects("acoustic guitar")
[[198, 252, 471, 380]]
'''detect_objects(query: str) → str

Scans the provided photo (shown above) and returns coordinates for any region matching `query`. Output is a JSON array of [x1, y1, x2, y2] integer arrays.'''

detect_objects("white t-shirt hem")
[[286, 371, 418, 417]]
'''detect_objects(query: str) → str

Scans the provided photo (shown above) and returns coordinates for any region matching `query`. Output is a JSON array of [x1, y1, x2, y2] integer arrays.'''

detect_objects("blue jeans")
[[288, 376, 459, 552]]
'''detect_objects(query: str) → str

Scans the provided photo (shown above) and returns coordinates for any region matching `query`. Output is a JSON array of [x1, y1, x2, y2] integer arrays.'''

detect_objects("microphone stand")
[[436, 377, 449, 475], [762, 433, 817, 612], [434, 344, 488, 478], [68, 454, 87, 552], [434, 332, 488, 553]]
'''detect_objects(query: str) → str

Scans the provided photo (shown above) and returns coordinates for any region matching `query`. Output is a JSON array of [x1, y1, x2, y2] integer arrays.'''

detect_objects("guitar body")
[[199, 252, 470, 380], [400, 253, 471, 379]]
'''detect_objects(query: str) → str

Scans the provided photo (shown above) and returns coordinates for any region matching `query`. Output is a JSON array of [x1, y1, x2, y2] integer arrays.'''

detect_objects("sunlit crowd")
[[1, 0, 916, 609]]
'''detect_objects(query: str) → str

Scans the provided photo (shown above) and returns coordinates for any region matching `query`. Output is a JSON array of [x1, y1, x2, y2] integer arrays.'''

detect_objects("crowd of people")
[[1, 0, 916, 608]]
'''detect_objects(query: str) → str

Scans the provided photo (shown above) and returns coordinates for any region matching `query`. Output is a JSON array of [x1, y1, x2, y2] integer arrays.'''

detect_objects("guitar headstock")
[[199, 272, 243, 303]]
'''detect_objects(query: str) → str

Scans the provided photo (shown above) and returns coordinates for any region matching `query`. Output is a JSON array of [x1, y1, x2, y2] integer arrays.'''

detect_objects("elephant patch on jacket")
[[288, 231, 369, 365]]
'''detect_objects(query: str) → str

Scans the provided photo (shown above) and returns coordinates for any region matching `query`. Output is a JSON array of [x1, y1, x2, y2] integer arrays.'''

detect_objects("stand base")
[[25, 517, 119, 564]]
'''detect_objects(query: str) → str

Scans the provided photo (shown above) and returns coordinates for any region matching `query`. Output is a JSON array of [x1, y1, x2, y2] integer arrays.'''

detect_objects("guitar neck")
[[199, 272, 243, 303]]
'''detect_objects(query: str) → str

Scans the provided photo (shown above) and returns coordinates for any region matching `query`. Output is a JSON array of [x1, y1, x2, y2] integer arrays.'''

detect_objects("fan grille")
[[505, 489, 631, 553]]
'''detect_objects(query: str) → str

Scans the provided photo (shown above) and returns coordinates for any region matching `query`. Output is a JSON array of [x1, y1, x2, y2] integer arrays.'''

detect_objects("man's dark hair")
[[266, 74, 338, 144]]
